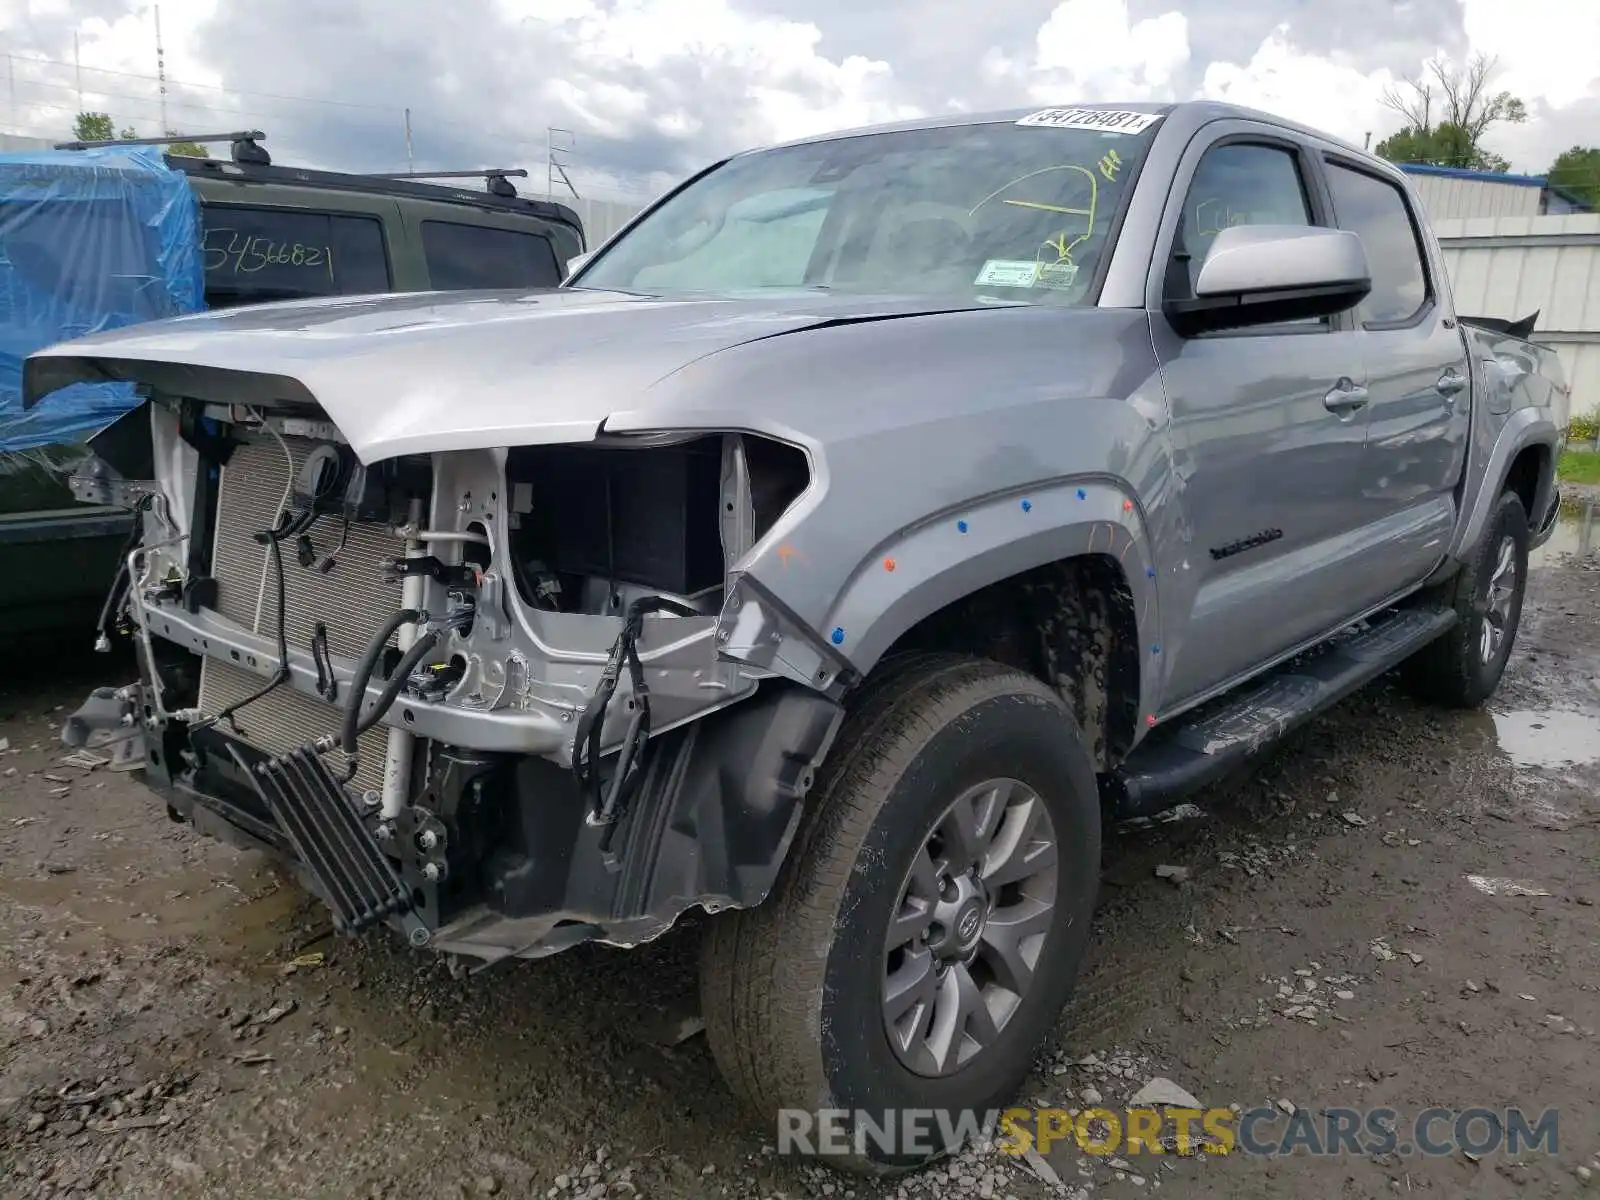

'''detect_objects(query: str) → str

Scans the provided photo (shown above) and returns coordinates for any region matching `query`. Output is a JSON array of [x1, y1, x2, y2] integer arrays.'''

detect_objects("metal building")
[[1400, 164, 1593, 220], [1397, 166, 1597, 426]]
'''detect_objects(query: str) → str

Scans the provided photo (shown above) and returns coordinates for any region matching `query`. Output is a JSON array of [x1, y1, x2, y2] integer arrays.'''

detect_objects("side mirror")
[[1165, 225, 1371, 336], [563, 250, 594, 282]]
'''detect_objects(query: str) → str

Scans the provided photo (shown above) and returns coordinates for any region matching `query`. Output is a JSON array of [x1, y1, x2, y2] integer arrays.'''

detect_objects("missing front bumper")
[[95, 680, 843, 963]]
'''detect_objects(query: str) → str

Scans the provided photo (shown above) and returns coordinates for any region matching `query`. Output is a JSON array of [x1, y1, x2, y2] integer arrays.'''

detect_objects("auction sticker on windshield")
[[1016, 108, 1163, 134], [974, 260, 1042, 288]]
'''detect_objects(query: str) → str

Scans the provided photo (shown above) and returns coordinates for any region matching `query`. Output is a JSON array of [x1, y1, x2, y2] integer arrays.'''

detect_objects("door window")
[[1168, 143, 1314, 299], [1323, 163, 1429, 326], [200, 206, 390, 308], [420, 221, 562, 289]]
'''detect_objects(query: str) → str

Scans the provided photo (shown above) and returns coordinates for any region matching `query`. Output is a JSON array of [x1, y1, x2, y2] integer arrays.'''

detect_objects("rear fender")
[[1447, 407, 1559, 563]]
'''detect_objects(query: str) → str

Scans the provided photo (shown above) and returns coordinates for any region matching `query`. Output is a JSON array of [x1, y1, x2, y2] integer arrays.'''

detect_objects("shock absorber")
[[382, 502, 425, 818]]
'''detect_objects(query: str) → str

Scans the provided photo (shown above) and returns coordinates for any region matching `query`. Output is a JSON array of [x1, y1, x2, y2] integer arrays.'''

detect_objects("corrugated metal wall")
[[563, 196, 648, 248], [0, 133, 55, 153], [1434, 215, 1600, 428], [1407, 174, 1543, 221]]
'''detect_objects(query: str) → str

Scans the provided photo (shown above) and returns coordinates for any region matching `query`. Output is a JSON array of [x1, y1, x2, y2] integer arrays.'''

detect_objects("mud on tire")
[[1402, 488, 1530, 709], [699, 654, 1101, 1173]]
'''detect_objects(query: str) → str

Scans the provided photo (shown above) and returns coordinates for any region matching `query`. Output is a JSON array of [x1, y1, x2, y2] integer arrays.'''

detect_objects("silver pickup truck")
[[24, 100, 1565, 1170]]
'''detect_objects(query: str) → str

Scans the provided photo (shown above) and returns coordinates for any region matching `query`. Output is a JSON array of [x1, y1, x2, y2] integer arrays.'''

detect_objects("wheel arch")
[[1449, 409, 1560, 563], [826, 476, 1158, 768]]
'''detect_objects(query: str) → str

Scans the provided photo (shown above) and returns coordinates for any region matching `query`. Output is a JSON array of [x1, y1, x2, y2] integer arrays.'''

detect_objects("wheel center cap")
[[954, 899, 986, 950]]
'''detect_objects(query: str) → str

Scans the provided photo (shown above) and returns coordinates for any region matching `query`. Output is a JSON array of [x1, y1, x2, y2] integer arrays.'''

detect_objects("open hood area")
[[24, 286, 994, 462]]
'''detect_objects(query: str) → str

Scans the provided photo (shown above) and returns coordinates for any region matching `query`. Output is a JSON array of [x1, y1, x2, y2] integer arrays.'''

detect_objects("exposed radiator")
[[196, 433, 410, 798]]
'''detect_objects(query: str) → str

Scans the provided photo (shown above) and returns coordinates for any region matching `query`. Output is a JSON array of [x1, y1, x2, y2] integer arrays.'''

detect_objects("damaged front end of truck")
[[24, 313, 849, 967]]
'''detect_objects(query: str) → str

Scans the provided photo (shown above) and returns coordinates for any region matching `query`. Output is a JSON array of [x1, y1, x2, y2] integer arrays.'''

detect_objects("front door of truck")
[[1149, 128, 1376, 708], [1321, 155, 1470, 584]]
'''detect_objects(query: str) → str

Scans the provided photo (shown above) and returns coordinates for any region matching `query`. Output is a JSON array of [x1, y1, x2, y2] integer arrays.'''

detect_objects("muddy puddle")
[[1533, 496, 1599, 564], [1490, 706, 1600, 769]]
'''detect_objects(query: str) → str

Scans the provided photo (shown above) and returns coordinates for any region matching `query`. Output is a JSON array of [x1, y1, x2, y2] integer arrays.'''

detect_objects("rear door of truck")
[[1319, 154, 1471, 579]]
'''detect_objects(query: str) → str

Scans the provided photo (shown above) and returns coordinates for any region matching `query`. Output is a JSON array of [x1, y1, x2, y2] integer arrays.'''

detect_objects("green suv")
[[0, 132, 585, 637]]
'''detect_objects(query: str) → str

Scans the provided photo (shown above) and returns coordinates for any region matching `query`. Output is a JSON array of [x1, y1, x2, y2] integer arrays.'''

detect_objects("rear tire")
[[700, 655, 1101, 1173], [1402, 488, 1529, 708]]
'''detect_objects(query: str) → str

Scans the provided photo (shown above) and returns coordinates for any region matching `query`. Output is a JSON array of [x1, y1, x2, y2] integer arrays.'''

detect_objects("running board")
[[1106, 606, 1457, 817], [232, 743, 422, 939]]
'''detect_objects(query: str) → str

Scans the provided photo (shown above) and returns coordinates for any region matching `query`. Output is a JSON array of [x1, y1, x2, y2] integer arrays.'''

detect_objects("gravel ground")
[[2, 504, 1598, 1200]]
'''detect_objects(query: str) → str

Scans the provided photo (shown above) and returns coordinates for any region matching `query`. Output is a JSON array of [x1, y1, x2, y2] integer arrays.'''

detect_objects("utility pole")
[[546, 126, 579, 199], [404, 107, 414, 174], [154, 4, 169, 135], [1364, 131, 1372, 150]]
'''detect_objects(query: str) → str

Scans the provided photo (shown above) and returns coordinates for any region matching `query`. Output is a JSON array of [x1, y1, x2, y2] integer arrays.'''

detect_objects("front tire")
[[700, 656, 1101, 1172], [1402, 488, 1530, 708]]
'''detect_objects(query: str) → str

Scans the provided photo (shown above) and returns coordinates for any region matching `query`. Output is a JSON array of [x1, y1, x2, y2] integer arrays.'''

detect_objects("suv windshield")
[[576, 112, 1161, 305]]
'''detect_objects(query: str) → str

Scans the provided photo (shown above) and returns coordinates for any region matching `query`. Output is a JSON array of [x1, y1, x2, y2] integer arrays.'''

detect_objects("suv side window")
[[1323, 162, 1428, 325], [1167, 143, 1314, 299], [201, 206, 390, 308], [420, 221, 562, 289]]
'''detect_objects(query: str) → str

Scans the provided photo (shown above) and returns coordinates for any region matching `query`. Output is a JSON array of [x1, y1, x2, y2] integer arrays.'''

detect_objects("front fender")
[[822, 475, 1158, 680]]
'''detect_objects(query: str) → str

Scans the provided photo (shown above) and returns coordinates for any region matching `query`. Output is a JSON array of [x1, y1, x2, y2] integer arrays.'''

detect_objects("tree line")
[[70, 112, 208, 158], [1373, 53, 1597, 208]]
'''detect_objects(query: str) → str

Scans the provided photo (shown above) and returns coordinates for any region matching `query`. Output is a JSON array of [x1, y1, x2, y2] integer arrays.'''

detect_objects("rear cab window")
[[200, 205, 391, 308], [420, 221, 563, 289], [1321, 161, 1430, 326]]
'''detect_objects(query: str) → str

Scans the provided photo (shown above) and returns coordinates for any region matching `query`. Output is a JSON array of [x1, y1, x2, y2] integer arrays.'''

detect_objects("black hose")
[[340, 607, 423, 759], [572, 595, 699, 820], [355, 629, 440, 737]]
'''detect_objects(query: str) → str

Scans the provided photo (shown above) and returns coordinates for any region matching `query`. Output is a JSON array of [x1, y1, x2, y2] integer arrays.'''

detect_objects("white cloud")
[[1460, 0, 1600, 112], [3, 0, 1596, 188], [1199, 25, 1404, 150], [984, 0, 1190, 105], [499, 0, 921, 150]]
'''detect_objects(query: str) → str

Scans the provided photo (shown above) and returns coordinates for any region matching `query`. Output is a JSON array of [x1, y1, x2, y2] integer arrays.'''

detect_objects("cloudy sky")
[[2, 0, 1596, 200]]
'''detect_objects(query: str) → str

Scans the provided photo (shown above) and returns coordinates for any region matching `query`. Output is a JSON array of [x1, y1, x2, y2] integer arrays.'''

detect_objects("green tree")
[[164, 135, 209, 158], [1376, 122, 1511, 173], [69, 111, 208, 157], [1375, 53, 1525, 171], [71, 112, 115, 142], [1546, 145, 1600, 209]]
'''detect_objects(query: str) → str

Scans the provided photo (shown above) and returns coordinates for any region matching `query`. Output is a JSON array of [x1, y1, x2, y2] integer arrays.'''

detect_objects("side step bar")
[[233, 743, 423, 940], [1106, 606, 1457, 818]]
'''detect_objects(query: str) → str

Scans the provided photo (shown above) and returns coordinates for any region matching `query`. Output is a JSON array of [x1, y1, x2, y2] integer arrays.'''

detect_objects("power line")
[[8, 51, 397, 113], [4, 52, 657, 194]]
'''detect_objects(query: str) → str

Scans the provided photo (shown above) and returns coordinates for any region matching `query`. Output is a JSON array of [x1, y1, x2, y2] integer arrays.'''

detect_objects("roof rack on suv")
[[54, 130, 271, 166], [363, 168, 529, 199], [51, 129, 583, 240]]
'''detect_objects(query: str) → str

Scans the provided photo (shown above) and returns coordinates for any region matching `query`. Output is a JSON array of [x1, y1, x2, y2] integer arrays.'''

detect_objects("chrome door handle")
[[1323, 379, 1370, 414], [1437, 368, 1468, 397]]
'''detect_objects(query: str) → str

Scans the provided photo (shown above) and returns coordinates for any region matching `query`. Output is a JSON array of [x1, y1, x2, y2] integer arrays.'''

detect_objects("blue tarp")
[[0, 145, 204, 453]]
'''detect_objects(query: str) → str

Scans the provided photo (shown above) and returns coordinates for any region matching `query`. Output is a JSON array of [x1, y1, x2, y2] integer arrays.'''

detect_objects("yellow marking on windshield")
[[969, 163, 1102, 276], [1000, 199, 1092, 216]]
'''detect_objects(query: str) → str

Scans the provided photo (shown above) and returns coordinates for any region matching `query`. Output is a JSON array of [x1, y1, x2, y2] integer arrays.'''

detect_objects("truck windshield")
[[576, 112, 1162, 305]]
